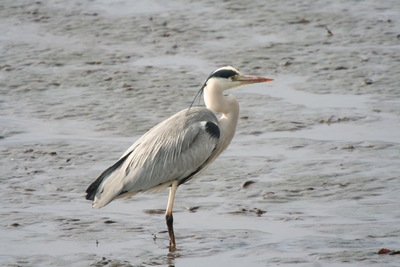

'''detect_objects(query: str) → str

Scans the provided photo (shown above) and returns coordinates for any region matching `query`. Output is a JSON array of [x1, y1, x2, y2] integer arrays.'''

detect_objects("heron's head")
[[204, 66, 273, 92], [189, 66, 273, 109]]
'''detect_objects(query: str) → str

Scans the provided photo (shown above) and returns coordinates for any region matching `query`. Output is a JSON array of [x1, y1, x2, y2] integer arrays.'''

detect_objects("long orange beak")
[[238, 75, 274, 85]]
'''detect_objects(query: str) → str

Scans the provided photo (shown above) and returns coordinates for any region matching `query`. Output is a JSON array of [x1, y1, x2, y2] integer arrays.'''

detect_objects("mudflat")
[[1, 0, 399, 266]]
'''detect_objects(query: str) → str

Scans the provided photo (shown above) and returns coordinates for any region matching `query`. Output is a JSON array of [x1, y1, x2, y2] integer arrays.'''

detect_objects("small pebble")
[[241, 180, 256, 188], [250, 208, 266, 216], [186, 206, 200, 212], [364, 78, 373, 85]]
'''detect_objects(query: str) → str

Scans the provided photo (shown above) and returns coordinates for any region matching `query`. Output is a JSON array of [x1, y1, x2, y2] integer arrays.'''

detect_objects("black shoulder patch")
[[205, 121, 220, 139], [209, 69, 238, 79]]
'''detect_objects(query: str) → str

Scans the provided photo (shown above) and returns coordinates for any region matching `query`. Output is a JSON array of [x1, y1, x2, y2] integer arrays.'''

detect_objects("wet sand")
[[1, 0, 400, 266]]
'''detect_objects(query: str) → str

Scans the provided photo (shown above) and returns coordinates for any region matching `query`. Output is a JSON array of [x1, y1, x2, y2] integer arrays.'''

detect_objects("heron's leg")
[[166, 180, 179, 251]]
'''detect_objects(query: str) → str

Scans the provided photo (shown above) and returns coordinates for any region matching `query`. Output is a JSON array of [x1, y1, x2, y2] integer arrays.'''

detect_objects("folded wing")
[[85, 107, 220, 209]]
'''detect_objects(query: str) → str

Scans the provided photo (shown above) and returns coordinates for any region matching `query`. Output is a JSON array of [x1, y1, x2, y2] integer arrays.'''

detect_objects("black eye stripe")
[[208, 69, 238, 79]]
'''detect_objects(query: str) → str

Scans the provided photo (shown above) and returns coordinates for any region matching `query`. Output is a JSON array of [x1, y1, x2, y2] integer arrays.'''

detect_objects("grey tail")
[[85, 150, 133, 201]]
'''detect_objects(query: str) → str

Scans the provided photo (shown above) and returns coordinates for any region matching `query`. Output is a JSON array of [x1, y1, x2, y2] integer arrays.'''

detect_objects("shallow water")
[[1, 0, 400, 266]]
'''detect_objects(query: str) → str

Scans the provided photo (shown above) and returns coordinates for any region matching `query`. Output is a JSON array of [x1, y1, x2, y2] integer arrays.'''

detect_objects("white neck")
[[204, 79, 240, 153]]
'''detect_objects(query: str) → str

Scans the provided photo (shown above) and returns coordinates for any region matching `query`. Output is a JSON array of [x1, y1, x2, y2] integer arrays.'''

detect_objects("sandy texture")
[[1, 0, 400, 266]]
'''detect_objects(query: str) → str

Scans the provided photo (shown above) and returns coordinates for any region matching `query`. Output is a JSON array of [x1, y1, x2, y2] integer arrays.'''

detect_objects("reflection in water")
[[166, 251, 178, 267]]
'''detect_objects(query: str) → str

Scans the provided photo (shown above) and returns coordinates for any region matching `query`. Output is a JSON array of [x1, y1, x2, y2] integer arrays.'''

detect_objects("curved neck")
[[204, 79, 237, 115], [204, 82, 240, 152]]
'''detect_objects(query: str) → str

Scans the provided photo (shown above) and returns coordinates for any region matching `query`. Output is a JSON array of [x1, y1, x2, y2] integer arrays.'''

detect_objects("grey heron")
[[85, 66, 273, 251]]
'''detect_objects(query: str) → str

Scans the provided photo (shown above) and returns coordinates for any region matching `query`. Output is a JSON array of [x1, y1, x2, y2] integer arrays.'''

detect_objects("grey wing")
[[87, 108, 219, 208]]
